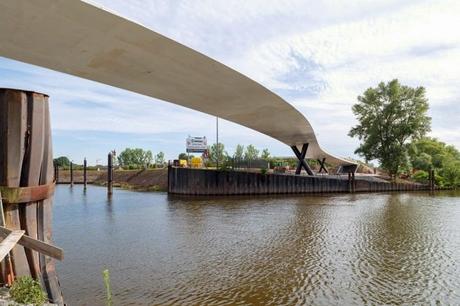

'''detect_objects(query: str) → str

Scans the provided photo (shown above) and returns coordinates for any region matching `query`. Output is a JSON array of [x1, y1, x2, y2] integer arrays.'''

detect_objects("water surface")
[[54, 185, 460, 305]]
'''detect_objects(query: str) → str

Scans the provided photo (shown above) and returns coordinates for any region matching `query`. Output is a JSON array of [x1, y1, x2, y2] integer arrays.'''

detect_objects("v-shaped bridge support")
[[317, 158, 328, 174], [291, 143, 314, 176]]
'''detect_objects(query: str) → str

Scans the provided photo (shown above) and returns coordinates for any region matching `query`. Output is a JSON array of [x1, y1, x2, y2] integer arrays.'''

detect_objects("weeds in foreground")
[[10, 276, 47, 306]]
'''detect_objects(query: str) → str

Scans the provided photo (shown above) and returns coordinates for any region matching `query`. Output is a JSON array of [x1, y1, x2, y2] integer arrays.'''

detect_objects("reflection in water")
[[53, 186, 460, 305]]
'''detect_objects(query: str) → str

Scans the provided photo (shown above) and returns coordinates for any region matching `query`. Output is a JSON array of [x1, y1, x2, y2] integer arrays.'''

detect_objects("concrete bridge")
[[0, 0, 356, 174]]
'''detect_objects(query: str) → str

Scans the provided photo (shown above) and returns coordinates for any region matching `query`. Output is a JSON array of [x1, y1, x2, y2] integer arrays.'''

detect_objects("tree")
[[412, 152, 432, 172], [178, 153, 188, 160], [348, 79, 431, 178], [244, 144, 259, 160], [117, 148, 153, 169], [440, 157, 460, 187], [410, 137, 460, 187], [53, 156, 70, 168], [261, 148, 271, 160], [234, 144, 244, 160], [155, 152, 165, 167], [208, 143, 227, 166]]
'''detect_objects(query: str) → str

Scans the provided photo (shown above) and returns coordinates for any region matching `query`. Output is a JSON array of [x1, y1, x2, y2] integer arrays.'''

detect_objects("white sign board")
[[186, 136, 207, 153]]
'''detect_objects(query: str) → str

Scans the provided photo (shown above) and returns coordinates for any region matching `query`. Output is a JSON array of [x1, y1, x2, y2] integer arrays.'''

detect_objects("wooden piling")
[[348, 172, 352, 193], [430, 169, 435, 192], [83, 158, 87, 190], [107, 153, 113, 195], [69, 161, 73, 187], [352, 172, 356, 193], [54, 162, 59, 184], [0, 88, 63, 303]]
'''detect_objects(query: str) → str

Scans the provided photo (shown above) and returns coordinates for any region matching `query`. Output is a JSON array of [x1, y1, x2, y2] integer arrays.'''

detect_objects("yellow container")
[[191, 157, 202, 168]]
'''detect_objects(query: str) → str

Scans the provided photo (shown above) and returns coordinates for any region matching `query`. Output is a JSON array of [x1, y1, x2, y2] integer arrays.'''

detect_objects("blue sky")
[[1, 0, 459, 165]]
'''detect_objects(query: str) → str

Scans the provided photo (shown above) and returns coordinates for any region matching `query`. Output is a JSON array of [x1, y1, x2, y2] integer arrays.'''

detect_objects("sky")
[[1, 0, 459, 165]]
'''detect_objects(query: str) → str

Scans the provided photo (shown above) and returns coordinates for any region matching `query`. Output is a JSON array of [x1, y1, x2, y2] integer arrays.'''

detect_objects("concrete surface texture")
[[0, 0, 354, 166]]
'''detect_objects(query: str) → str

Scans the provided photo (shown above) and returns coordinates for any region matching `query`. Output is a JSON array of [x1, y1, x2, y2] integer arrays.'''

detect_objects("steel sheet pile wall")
[[168, 167, 430, 195]]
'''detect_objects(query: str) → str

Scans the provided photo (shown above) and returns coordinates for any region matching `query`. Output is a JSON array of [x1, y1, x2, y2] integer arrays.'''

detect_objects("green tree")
[[54, 156, 70, 168], [348, 79, 431, 178], [178, 153, 188, 160], [208, 143, 227, 166], [234, 144, 244, 160], [244, 144, 259, 160], [261, 148, 270, 160], [440, 157, 460, 187], [117, 148, 153, 169], [410, 137, 460, 187], [155, 151, 165, 167], [412, 152, 432, 172]]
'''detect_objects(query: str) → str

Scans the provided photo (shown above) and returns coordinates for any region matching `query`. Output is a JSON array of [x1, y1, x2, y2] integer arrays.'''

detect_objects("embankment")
[[57, 169, 168, 191]]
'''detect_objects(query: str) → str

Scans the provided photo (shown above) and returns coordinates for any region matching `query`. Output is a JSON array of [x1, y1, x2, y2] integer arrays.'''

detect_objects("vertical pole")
[[107, 153, 113, 196], [54, 162, 59, 183], [352, 171, 356, 193], [430, 169, 435, 192], [0, 88, 63, 302], [348, 172, 352, 193], [216, 116, 219, 170], [70, 161, 73, 186], [83, 158, 87, 190]]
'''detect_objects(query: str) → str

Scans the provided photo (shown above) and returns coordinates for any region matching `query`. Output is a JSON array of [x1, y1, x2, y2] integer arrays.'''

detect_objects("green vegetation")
[[244, 145, 259, 160], [102, 269, 112, 306], [155, 151, 165, 167], [53, 156, 70, 168], [234, 144, 244, 160], [261, 148, 271, 160], [178, 153, 188, 160], [409, 137, 460, 187], [349, 79, 431, 179], [208, 143, 228, 166], [10, 276, 47, 305], [118, 148, 153, 169]]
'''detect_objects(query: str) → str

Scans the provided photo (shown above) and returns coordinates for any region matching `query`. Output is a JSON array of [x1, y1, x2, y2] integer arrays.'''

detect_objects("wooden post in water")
[[54, 162, 59, 184], [0, 88, 63, 304], [348, 172, 352, 193], [430, 169, 435, 192], [83, 158, 87, 190], [69, 161, 73, 186], [107, 153, 113, 195], [352, 172, 356, 193]]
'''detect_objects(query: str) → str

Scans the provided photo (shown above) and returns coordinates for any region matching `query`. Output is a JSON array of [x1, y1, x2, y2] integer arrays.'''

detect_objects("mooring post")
[[348, 172, 352, 193], [0, 88, 63, 303], [70, 161, 74, 186], [352, 171, 356, 193], [430, 169, 435, 192], [83, 158, 87, 190], [54, 162, 59, 183], [107, 152, 113, 195]]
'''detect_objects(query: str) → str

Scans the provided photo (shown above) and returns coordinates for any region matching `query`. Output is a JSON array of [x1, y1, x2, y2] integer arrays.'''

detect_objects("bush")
[[412, 170, 429, 184], [10, 276, 47, 305]]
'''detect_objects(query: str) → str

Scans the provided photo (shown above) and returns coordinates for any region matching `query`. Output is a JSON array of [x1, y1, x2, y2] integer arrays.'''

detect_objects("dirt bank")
[[57, 168, 168, 191]]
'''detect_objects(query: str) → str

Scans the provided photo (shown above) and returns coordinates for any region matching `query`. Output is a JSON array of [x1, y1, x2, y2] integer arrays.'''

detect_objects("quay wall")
[[168, 167, 430, 195]]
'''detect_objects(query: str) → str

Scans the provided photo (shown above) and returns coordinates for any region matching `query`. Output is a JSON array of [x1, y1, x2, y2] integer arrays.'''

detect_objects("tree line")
[[54, 148, 166, 170]]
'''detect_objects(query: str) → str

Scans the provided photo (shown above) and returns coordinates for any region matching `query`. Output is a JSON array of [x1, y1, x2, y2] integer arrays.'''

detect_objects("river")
[[53, 185, 460, 305]]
